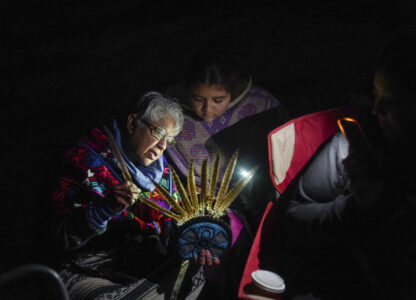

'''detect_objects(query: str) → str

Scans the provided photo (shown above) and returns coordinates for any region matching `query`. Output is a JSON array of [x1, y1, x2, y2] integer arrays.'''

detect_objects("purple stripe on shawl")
[[177, 118, 197, 141], [190, 144, 209, 165], [237, 103, 257, 120], [247, 86, 279, 110]]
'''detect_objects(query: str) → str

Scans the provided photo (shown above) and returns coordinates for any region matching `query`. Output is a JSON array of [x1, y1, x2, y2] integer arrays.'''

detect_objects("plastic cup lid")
[[251, 270, 285, 293]]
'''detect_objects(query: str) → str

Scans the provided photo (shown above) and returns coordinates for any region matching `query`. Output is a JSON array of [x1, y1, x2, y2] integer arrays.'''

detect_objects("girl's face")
[[190, 83, 232, 122]]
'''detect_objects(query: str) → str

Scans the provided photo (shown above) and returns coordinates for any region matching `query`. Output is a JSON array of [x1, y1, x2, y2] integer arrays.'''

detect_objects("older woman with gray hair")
[[40, 91, 205, 299]]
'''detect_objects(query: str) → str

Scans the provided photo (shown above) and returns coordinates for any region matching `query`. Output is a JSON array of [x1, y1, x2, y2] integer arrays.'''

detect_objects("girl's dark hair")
[[185, 50, 249, 98]]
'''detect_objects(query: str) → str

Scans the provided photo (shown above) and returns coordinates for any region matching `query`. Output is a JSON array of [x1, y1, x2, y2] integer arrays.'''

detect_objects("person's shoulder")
[[250, 84, 273, 93], [63, 127, 111, 162], [83, 127, 108, 148], [328, 131, 349, 161], [247, 85, 280, 105], [333, 131, 348, 146], [305, 132, 349, 173]]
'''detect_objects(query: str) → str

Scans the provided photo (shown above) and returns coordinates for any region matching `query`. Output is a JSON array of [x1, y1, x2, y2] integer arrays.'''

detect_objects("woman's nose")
[[156, 137, 167, 150]]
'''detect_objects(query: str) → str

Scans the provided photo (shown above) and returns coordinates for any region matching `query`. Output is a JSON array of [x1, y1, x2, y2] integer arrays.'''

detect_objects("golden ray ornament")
[[149, 150, 257, 225], [143, 150, 258, 260]]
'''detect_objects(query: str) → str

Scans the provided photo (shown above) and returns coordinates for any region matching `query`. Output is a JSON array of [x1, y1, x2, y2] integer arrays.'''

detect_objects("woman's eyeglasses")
[[140, 119, 176, 146]]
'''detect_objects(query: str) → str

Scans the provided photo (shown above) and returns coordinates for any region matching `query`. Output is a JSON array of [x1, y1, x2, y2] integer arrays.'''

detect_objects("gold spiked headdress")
[[104, 126, 256, 225], [138, 150, 258, 225]]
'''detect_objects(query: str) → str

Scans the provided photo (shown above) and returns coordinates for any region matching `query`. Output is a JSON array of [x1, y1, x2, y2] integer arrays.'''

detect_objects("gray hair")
[[133, 91, 184, 136]]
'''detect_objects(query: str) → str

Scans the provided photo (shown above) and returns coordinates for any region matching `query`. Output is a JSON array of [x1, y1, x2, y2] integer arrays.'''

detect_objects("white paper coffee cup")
[[250, 270, 285, 297]]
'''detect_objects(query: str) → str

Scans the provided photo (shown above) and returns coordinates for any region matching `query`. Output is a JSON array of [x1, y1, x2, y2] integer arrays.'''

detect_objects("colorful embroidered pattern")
[[52, 128, 180, 235]]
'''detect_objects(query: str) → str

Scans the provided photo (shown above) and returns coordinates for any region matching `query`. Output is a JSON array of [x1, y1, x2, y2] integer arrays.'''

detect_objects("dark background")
[[1, 0, 415, 272]]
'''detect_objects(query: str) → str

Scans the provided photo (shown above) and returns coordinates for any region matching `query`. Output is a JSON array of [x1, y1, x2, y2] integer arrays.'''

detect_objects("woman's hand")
[[193, 249, 220, 267], [107, 181, 141, 212]]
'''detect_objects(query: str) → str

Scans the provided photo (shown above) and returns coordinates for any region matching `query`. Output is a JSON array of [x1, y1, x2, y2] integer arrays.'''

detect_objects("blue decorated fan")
[[175, 217, 231, 259]]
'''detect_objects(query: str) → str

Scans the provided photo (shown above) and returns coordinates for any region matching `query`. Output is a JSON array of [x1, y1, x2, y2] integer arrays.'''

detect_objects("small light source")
[[240, 168, 250, 178]]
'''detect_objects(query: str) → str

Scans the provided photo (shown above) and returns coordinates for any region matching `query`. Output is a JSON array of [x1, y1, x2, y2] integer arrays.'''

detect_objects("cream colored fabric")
[[270, 123, 295, 186]]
